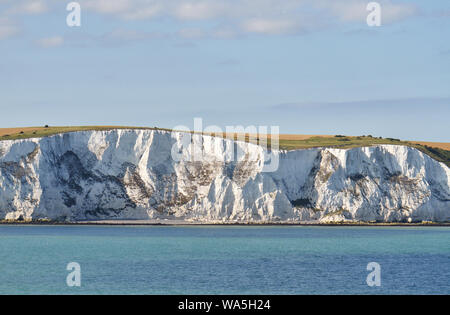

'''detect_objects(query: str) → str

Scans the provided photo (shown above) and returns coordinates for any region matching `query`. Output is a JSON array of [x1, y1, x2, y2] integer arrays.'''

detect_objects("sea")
[[0, 225, 448, 294]]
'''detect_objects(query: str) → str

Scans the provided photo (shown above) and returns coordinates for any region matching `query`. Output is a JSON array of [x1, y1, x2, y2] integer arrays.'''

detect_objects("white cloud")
[[211, 27, 237, 39], [7, 0, 48, 15], [76, 0, 418, 35], [0, 17, 19, 39], [178, 28, 205, 39], [0, 0, 47, 41], [0, 23, 18, 39], [317, 0, 417, 23], [122, 5, 162, 20], [382, 2, 417, 23], [82, 0, 132, 15], [0, 0, 422, 42], [35, 36, 64, 48], [173, 1, 227, 20], [241, 18, 300, 35], [0, 0, 422, 23]]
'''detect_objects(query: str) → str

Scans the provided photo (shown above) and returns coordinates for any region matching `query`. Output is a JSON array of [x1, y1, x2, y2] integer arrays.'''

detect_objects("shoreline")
[[1, 219, 449, 227]]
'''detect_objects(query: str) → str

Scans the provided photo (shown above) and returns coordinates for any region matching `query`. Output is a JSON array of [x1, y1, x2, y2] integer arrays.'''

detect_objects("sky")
[[0, 0, 449, 142]]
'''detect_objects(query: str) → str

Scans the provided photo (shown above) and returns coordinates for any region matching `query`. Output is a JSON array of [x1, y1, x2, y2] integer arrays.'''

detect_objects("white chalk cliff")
[[0, 129, 448, 222]]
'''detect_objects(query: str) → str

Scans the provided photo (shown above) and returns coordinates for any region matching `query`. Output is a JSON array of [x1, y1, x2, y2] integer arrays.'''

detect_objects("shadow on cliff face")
[[53, 149, 235, 219], [290, 150, 330, 211], [0, 142, 38, 183], [342, 148, 431, 220], [49, 132, 263, 219], [55, 151, 138, 218], [288, 147, 443, 222]]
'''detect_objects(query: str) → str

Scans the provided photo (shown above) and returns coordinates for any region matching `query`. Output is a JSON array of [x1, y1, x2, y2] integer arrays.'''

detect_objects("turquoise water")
[[0, 225, 448, 294]]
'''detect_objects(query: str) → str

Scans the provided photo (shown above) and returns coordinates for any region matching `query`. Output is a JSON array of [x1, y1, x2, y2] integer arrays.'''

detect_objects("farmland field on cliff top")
[[0, 0, 449, 298]]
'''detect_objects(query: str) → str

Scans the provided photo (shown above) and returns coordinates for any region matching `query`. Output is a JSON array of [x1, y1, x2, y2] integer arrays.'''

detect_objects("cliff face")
[[0, 130, 448, 222]]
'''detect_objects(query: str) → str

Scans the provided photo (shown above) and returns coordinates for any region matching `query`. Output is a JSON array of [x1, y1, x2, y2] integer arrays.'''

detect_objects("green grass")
[[1, 127, 449, 167], [0, 126, 170, 141], [277, 135, 405, 150], [252, 135, 450, 167], [413, 144, 450, 167]]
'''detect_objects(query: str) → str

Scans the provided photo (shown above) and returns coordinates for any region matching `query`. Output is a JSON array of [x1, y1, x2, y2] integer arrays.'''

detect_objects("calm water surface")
[[0, 225, 448, 294]]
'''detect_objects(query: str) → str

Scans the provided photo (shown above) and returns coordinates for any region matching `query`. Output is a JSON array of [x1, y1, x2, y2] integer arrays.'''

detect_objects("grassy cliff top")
[[1, 126, 449, 167], [0, 126, 164, 140]]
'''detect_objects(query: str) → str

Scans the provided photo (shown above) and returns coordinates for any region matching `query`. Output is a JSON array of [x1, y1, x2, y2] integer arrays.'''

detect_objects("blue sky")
[[0, 0, 449, 141]]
